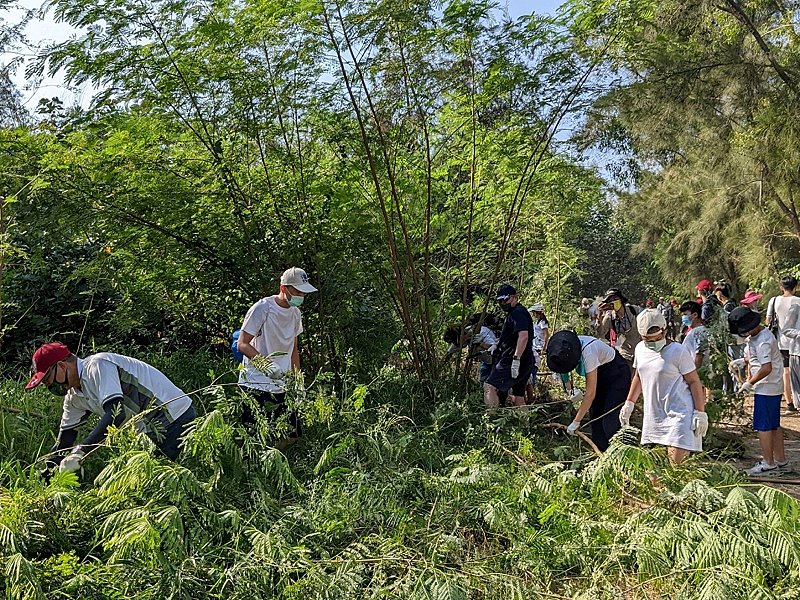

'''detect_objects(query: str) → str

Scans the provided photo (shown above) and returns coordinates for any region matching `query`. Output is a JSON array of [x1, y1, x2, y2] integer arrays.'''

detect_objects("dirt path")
[[719, 397, 800, 498]]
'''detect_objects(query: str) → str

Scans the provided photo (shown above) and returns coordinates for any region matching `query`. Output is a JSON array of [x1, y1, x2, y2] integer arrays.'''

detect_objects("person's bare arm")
[[574, 369, 598, 422], [291, 338, 300, 371], [625, 371, 642, 405], [515, 331, 529, 358], [237, 330, 259, 360], [682, 370, 706, 411], [748, 362, 772, 385]]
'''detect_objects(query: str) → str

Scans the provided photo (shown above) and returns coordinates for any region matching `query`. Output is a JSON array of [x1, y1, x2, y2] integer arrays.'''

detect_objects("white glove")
[[692, 410, 709, 437], [59, 449, 85, 473], [729, 358, 745, 370], [251, 354, 283, 379], [739, 381, 754, 395], [570, 388, 584, 403], [619, 401, 635, 427], [511, 358, 520, 379], [487, 344, 497, 355], [566, 421, 580, 435]]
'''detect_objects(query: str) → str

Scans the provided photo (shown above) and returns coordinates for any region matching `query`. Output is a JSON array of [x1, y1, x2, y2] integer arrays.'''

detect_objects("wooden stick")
[[746, 477, 800, 485], [0, 405, 46, 418], [543, 422, 602, 456]]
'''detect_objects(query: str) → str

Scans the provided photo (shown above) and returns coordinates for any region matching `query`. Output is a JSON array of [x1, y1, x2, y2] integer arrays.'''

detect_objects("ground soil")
[[718, 396, 800, 498]]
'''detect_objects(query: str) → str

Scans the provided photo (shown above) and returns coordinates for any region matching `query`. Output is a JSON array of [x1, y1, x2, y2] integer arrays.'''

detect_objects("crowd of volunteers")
[[447, 277, 799, 474], [24, 264, 800, 477]]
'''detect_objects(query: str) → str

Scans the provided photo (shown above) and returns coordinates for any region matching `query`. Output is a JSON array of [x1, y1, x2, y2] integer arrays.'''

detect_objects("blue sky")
[[6, 0, 566, 109]]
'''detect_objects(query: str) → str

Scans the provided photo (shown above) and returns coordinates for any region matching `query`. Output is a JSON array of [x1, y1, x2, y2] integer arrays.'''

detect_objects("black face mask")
[[499, 302, 513, 313], [46, 366, 68, 396]]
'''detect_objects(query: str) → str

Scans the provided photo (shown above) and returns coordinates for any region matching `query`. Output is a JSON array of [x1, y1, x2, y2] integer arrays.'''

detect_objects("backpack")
[[231, 329, 244, 363]]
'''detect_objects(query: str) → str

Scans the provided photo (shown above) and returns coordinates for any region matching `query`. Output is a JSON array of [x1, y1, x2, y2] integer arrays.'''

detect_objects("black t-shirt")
[[496, 304, 534, 364], [701, 297, 720, 323]]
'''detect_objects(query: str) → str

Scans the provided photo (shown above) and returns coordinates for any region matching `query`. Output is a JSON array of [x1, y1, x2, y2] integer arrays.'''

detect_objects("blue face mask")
[[681, 315, 692, 327], [287, 293, 304, 307]]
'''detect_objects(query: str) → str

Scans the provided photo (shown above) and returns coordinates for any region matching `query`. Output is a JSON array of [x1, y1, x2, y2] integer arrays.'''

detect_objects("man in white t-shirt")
[[25, 342, 196, 476], [765, 275, 800, 414], [236, 267, 317, 449], [730, 307, 787, 475]]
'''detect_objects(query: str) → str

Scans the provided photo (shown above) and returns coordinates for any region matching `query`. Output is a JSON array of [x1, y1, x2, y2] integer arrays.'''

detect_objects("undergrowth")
[[0, 355, 798, 599]]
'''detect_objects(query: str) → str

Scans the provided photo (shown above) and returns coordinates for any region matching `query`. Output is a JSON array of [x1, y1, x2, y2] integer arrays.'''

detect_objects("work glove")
[[570, 388, 584, 403], [739, 381, 754, 396], [729, 358, 745, 371], [511, 358, 521, 379], [566, 421, 580, 436], [692, 410, 709, 437], [59, 449, 85, 473], [487, 343, 497, 356], [619, 400, 635, 427], [251, 354, 283, 379]]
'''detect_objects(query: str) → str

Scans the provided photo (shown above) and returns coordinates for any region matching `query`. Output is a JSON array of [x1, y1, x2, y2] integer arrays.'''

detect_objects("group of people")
[[26, 267, 317, 476], [472, 279, 798, 474], [25, 265, 799, 477]]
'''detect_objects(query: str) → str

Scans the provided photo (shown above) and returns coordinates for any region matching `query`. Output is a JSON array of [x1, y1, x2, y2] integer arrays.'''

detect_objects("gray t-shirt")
[[767, 295, 800, 351]]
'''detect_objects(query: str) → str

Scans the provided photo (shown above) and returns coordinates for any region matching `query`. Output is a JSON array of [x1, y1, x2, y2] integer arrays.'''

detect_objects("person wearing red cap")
[[695, 279, 719, 324], [26, 342, 196, 475]]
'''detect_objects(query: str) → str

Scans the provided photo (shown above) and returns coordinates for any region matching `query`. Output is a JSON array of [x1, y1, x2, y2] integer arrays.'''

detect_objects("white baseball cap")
[[637, 308, 666, 336], [280, 267, 318, 293], [529, 303, 544, 312]]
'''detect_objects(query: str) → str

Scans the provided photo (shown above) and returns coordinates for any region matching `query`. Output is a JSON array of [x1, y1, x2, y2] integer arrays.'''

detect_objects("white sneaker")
[[746, 460, 778, 476], [777, 460, 790, 469]]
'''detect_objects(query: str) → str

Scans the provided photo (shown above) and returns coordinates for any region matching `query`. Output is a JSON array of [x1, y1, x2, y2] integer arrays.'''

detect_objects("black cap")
[[546, 330, 582, 373], [496, 284, 517, 300], [601, 288, 628, 305], [728, 307, 761, 336]]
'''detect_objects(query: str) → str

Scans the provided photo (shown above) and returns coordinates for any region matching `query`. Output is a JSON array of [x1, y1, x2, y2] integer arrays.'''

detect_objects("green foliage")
[[0, 353, 797, 598]]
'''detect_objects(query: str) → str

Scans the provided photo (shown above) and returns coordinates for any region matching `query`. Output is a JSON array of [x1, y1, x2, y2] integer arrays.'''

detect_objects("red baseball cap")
[[695, 279, 713, 292], [25, 342, 71, 390]]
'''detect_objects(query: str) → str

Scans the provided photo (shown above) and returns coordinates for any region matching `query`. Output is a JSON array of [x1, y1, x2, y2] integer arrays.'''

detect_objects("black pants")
[[240, 387, 301, 438], [589, 351, 631, 451], [146, 405, 196, 460]]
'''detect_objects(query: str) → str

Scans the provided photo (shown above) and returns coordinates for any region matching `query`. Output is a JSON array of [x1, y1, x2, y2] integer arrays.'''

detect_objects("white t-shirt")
[[682, 325, 709, 364], [747, 328, 784, 396], [579, 335, 616, 373], [239, 295, 303, 392], [633, 342, 700, 451], [60, 353, 193, 433], [533, 319, 549, 351], [472, 326, 498, 347], [782, 303, 800, 356], [767, 295, 800, 351]]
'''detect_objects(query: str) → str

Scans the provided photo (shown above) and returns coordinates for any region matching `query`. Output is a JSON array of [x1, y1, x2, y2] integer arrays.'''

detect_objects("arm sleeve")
[[597, 313, 611, 341], [766, 298, 775, 323], [582, 346, 600, 374], [511, 310, 527, 332], [241, 301, 268, 337], [59, 394, 90, 430], [783, 304, 800, 339], [78, 397, 126, 450], [677, 344, 697, 375], [45, 428, 80, 470], [755, 341, 775, 367], [701, 303, 713, 323], [81, 359, 124, 406]]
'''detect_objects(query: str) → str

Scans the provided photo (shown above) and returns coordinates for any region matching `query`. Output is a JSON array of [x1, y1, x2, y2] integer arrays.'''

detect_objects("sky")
[[4, 0, 566, 110]]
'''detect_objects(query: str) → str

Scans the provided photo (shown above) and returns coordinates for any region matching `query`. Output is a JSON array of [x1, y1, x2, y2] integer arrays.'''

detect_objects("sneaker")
[[777, 460, 790, 469], [746, 460, 779, 476], [783, 406, 798, 416]]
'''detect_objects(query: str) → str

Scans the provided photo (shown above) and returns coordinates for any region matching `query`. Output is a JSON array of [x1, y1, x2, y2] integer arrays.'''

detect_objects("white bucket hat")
[[529, 303, 544, 313]]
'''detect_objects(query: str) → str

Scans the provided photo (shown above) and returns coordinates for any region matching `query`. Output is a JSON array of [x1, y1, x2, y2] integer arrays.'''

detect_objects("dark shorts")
[[781, 349, 790, 368], [240, 386, 301, 439], [486, 358, 534, 397], [753, 394, 781, 431]]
